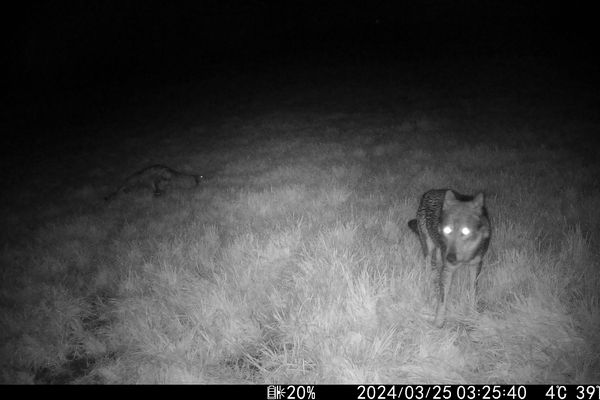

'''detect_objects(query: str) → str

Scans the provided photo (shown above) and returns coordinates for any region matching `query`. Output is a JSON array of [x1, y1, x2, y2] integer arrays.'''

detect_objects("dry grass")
[[1, 73, 599, 384]]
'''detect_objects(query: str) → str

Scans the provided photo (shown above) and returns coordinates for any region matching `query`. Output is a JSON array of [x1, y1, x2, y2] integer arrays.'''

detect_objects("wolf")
[[104, 164, 203, 201], [408, 189, 491, 327]]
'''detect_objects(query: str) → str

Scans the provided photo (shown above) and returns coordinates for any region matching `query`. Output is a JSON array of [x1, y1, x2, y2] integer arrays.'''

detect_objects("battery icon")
[[267, 385, 286, 400]]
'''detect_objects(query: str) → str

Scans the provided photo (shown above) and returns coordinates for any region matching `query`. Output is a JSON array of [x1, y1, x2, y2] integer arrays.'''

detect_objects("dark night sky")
[[11, 2, 594, 84], [6, 1, 598, 135]]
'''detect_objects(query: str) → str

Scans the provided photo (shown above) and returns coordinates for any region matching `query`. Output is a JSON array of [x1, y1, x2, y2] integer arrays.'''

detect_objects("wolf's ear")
[[472, 192, 485, 209], [444, 190, 458, 206]]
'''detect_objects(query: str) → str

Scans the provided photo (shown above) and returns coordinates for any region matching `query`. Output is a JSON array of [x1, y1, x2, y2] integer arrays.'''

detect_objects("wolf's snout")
[[446, 252, 457, 264]]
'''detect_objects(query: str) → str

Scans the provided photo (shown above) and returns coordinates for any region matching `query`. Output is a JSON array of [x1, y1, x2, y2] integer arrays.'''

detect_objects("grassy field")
[[2, 61, 599, 383]]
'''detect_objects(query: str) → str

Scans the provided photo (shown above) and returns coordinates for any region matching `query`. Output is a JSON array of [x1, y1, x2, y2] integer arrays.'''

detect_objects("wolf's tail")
[[407, 219, 419, 235]]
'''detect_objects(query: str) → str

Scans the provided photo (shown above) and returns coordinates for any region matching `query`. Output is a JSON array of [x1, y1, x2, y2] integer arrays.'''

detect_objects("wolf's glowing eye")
[[461, 227, 471, 236], [442, 226, 453, 235]]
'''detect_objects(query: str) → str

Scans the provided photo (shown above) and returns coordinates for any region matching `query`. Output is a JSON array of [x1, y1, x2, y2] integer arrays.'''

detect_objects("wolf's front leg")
[[434, 263, 455, 328], [469, 260, 483, 313]]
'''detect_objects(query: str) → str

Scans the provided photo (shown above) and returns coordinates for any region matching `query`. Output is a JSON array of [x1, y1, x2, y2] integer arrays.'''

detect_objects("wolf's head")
[[439, 191, 490, 265], [193, 174, 205, 185]]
